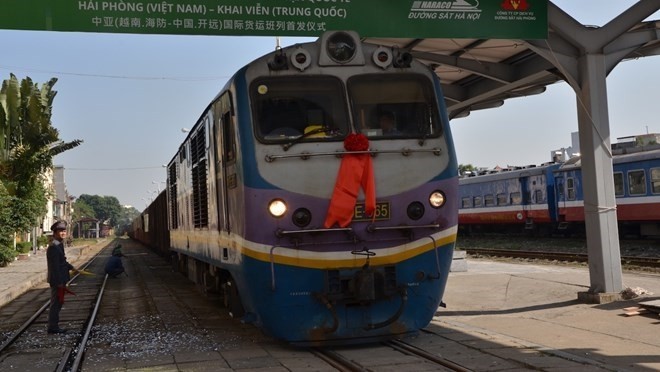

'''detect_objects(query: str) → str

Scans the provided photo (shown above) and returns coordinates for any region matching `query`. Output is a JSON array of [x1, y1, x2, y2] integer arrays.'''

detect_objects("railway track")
[[311, 339, 473, 371], [463, 248, 660, 268], [5, 237, 648, 370], [0, 244, 111, 371]]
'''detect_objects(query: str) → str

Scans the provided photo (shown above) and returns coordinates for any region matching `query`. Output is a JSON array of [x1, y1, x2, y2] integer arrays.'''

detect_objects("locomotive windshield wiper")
[[282, 126, 340, 151], [418, 128, 431, 147]]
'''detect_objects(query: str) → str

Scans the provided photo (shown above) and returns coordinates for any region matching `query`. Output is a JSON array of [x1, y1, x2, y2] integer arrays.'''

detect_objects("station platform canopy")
[[367, 0, 660, 300], [364, 1, 660, 120]]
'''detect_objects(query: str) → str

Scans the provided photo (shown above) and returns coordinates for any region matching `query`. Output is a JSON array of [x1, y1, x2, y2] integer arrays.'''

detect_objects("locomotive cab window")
[[510, 192, 522, 205], [251, 76, 349, 143], [461, 197, 471, 208], [348, 74, 441, 139]]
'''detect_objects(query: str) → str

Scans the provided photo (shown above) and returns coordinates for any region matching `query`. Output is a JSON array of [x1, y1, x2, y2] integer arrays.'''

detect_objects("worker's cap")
[[51, 220, 67, 232]]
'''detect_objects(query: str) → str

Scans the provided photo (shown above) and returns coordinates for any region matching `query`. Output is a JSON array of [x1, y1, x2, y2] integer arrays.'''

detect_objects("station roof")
[[363, 2, 660, 120]]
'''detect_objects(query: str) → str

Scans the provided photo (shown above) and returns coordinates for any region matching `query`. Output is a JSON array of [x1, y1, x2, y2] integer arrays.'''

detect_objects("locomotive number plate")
[[353, 202, 390, 221]]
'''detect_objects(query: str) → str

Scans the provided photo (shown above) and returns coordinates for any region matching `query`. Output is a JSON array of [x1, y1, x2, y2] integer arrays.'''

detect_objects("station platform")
[[439, 259, 660, 371]]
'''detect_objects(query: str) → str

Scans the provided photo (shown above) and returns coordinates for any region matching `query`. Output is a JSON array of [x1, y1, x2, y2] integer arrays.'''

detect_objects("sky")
[[1, 1, 658, 210]]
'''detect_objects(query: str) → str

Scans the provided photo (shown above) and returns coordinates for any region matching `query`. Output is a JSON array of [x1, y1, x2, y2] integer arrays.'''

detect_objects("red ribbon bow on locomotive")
[[324, 133, 376, 228]]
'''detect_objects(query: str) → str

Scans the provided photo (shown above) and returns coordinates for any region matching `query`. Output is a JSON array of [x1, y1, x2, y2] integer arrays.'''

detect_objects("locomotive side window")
[[484, 194, 495, 207], [461, 197, 471, 208], [497, 193, 507, 205], [348, 73, 441, 139], [510, 192, 522, 205], [473, 196, 482, 207], [223, 110, 236, 163], [628, 170, 646, 195], [613, 172, 624, 196], [566, 177, 576, 200], [251, 76, 348, 142], [651, 168, 660, 194]]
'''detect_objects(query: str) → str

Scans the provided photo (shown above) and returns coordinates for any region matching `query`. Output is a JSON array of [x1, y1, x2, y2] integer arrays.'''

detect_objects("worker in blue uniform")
[[46, 220, 77, 334], [105, 244, 125, 278]]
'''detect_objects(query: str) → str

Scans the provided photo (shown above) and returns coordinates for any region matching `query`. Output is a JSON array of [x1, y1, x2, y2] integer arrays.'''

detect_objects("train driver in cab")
[[378, 111, 401, 136]]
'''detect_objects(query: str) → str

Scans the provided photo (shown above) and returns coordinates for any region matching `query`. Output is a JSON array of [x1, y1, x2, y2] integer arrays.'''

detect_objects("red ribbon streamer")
[[57, 286, 76, 305], [324, 134, 376, 228]]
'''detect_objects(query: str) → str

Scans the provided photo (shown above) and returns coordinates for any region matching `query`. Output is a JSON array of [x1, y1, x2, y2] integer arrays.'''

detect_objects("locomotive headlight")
[[268, 199, 287, 218], [429, 191, 446, 208], [292, 208, 312, 227], [407, 202, 425, 220], [326, 32, 357, 63]]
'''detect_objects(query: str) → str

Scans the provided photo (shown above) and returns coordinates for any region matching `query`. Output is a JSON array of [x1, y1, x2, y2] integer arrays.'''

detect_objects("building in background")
[[42, 165, 73, 233]]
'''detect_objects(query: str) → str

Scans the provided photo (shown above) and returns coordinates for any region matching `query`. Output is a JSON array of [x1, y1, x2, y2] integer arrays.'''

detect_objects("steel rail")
[[68, 274, 110, 372], [386, 339, 473, 372], [464, 248, 660, 268], [0, 246, 103, 354], [310, 348, 367, 372]]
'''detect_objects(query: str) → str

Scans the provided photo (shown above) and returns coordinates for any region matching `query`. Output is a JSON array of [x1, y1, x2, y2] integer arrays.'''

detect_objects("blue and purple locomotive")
[[156, 31, 458, 345]]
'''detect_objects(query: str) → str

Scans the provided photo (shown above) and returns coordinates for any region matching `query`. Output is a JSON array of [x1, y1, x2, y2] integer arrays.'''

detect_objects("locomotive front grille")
[[323, 265, 398, 305]]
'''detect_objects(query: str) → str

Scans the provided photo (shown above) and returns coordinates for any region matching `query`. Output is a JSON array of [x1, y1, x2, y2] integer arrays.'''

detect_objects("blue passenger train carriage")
[[457, 139, 660, 238]]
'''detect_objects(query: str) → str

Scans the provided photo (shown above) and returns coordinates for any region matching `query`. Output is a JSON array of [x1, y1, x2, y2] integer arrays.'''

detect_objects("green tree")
[[77, 194, 122, 227], [458, 163, 476, 176], [72, 199, 96, 222], [116, 206, 141, 236], [0, 74, 83, 252]]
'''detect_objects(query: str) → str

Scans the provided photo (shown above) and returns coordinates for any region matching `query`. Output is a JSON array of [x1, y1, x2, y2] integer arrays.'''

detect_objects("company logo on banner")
[[409, 1, 541, 24], [409, 1, 482, 20], [0, 0, 548, 39], [501, 0, 531, 11]]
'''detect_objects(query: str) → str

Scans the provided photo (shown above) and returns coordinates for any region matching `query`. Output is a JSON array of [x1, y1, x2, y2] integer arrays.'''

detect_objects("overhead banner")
[[0, 0, 548, 39]]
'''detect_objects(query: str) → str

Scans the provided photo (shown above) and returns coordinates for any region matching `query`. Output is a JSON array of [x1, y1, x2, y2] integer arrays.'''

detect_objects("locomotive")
[[132, 31, 459, 345], [459, 138, 660, 237]]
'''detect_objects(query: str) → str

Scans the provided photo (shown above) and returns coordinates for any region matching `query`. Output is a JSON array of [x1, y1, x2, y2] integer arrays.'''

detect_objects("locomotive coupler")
[[351, 262, 377, 302]]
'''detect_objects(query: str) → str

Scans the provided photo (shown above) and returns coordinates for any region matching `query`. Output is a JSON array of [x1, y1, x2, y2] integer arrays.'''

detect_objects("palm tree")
[[0, 73, 83, 242]]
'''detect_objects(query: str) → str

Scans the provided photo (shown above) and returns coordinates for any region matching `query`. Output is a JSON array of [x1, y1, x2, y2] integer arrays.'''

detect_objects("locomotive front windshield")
[[349, 74, 442, 139], [252, 73, 441, 143], [252, 76, 349, 142]]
